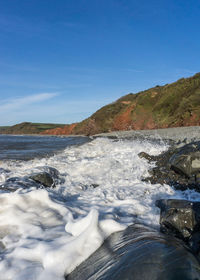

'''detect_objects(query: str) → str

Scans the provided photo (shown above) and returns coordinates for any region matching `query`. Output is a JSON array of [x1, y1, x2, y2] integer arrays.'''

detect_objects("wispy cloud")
[[0, 93, 113, 126], [0, 93, 59, 112]]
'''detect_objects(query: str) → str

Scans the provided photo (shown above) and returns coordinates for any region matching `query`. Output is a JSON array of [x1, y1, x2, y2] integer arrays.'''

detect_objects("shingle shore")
[[94, 126, 200, 143]]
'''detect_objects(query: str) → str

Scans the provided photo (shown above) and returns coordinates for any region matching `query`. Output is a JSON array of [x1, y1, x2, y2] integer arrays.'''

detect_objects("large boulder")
[[169, 141, 200, 178], [66, 224, 200, 280], [40, 166, 60, 179], [29, 172, 56, 188], [31, 166, 64, 185], [156, 199, 200, 254]]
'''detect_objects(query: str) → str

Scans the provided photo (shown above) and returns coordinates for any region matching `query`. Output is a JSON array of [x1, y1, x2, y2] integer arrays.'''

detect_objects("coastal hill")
[[42, 72, 200, 135], [0, 122, 66, 135], [1, 73, 200, 136]]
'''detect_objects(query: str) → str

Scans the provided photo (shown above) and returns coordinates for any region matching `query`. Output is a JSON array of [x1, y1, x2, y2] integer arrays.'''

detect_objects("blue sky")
[[0, 0, 199, 125]]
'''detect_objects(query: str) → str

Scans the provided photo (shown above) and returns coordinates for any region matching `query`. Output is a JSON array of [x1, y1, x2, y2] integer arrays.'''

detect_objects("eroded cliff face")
[[40, 73, 200, 136], [112, 103, 157, 131], [40, 123, 77, 135]]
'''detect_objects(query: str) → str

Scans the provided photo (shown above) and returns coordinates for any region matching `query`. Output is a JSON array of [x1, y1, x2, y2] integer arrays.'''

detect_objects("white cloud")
[[0, 93, 59, 112], [0, 91, 115, 126]]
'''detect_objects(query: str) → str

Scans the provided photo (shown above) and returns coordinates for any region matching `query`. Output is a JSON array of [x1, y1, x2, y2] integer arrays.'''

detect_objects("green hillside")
[[72, 73, 200, 135], [0, 122, 65, 135], [1, 73, 200, 136]]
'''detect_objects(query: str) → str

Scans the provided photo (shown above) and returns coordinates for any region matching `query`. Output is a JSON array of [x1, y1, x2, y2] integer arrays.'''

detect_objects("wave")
[[0, 137, 200, 279]]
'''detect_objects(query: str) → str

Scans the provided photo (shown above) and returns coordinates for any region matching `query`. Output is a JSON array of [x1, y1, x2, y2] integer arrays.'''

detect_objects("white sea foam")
[[0, 137, 200, 279]]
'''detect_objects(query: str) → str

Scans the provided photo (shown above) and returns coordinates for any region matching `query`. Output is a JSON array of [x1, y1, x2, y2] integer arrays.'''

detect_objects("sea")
[[0, 134, 200, 280]]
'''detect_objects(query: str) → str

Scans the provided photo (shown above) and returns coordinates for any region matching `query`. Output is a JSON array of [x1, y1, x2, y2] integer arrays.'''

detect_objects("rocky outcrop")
[[30, 172, 56, 188], [140, 141, 200, 192], [156, 199, 200, 254], [66, 223, 200, 280], [40, 123, 77, 135], [170, 141, 200, 178], [29, 166, 61, 188], [67, 198, 200, 280]]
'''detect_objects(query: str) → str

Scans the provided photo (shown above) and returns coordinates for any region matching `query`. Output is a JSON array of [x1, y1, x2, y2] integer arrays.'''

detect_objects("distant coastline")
[[1, 73, 200, 136], [1, 126, 200, 143]]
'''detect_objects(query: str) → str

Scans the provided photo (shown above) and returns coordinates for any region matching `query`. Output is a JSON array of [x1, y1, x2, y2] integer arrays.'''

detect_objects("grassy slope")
[[0, 122, 65, 134], [1, 73, 200, 136], [73, 73, 200, 135], [0, 126, 10, 133]]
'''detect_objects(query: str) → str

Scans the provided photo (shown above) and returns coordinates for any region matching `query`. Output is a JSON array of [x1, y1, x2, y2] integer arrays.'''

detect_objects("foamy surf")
[[0, 137, 200, 279]]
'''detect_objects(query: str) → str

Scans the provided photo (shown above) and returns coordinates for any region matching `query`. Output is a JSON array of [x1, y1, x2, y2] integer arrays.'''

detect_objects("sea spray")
[[1, 137, 200, 279]]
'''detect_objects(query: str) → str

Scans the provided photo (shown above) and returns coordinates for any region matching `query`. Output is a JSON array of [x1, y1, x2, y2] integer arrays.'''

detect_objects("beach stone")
[[138, 152, 155, 161], [156, 199, 200, 254], [169, 141, 200, 178], [30, 172, 56, 188], [0, 168, 59, 192], [33, 166, 65, 185], [79, 183, 99, 191], [40, 166, 60, 179], [66, 223, 200, 280], [90, 183, 99, 188]]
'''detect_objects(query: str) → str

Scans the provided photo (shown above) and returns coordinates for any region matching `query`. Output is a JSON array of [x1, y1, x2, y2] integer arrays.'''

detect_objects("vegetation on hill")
[[0, 122, 65, 135], [70, 72, 200, 135], [1, 73, 200, 136], [0, 126, 10, 134]]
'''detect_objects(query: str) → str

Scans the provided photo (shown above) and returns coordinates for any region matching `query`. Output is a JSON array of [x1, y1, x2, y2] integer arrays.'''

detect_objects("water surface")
[[0, 135, 89, 160]]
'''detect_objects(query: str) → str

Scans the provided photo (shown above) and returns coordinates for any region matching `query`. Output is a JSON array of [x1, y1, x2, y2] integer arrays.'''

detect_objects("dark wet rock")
[[156, 199, 200, 254], [0, 167, 59, 192], [66, 223, 200, 280], [90, 183, 99, 188], [79, 183, 100, 191], [169, 141, 200, 178], [39, 166, 60, 179], [175, 138, 190, 148], [30, 172, 56, 188], [138, 152, 156, 161], [142, 147, 187, 186], [34, 166, 66, 185], [196, 174, 200, 184], [142, 142, 200, 192]]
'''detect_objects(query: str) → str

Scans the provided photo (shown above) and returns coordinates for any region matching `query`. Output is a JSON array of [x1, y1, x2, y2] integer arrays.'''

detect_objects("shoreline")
[[0, 133, 88, 138], [1, 125, 200, 143], [93, 126, 200, 143]]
